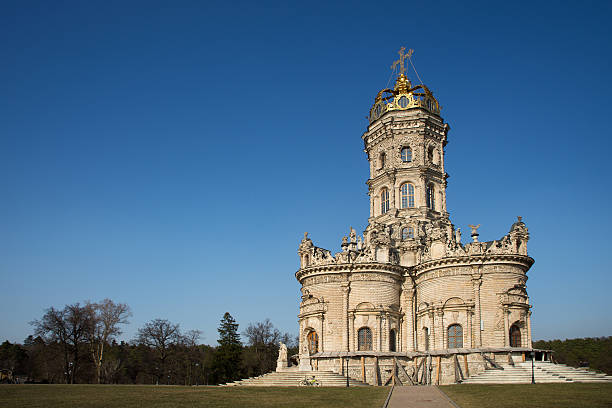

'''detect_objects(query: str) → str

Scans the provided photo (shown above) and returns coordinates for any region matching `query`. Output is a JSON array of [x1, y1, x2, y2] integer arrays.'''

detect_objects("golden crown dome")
[[369, 50, 441, 123]]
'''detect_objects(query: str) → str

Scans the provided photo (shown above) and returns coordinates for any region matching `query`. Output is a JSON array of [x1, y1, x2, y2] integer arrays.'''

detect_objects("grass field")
[[440, 383, 612, 408], [0, 385, 389, 408], [3, 383, 612, 408]]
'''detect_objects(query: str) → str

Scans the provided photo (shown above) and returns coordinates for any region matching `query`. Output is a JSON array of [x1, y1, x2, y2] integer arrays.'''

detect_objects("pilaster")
[[471, 267, 483, 347], [341, 283, 350, 351]]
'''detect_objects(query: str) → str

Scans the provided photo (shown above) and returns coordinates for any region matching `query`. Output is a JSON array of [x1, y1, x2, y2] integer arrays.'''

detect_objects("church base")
[[308, 348, 552, 385]]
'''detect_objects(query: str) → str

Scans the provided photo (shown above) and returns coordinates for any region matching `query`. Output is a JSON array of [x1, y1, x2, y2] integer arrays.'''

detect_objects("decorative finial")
[[468, 224, 481, 243], [390, 47, 413, 76], [303, 232, 309, 240], [517, 216, 523, 222]]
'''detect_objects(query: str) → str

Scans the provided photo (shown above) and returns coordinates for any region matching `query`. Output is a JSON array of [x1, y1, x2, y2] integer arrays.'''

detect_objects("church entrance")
[[307, 331, 318, 354], [510, 325, 521, 347]]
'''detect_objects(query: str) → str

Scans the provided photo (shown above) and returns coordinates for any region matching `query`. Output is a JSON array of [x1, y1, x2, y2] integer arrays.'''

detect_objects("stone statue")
[[357, 235, 363, 250], [350, 227, 357, 243], [455, 228, 461, 244], [342, 236, 348, 246], [276, 342, 289, 371], [278, 342, 288, 362]]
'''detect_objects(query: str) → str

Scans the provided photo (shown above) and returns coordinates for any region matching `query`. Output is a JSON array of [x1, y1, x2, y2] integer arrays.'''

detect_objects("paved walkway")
[[387, 386, 459, 408]]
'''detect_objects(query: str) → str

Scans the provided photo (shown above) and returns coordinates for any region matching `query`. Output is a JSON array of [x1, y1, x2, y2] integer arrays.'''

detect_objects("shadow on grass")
[[440, 383, 612, 408], [0, 384, 389, 408]]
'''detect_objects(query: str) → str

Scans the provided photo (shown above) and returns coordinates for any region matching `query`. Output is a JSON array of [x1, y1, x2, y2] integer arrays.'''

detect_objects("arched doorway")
[[307, 331, 318, 354], [510, 325, 521, 347]]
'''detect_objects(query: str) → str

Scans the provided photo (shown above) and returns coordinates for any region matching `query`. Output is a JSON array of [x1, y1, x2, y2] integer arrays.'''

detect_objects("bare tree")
[[181, 329, 202, 385], [243, 319, 294, 375], [31, 303, 94, 383], [134, 319, 181, 384], [87, 299, 131, 384]]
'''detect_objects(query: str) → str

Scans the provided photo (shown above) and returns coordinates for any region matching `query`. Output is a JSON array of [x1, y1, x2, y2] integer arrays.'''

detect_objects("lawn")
[[440, 383, 612, 408], [0, 385, 389, 408]]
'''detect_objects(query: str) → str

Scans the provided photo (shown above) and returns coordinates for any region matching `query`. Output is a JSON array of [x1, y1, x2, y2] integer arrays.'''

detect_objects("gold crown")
[[369, 49, 441, 123]]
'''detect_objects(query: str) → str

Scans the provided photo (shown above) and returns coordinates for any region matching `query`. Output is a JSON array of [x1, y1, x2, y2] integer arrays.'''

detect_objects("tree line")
[[0, 299, 297, 385], [533, 336, 612, 375]]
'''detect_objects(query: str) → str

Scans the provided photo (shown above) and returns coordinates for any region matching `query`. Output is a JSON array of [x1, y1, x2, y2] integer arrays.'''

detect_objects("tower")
[[363, 48, 451, 267]]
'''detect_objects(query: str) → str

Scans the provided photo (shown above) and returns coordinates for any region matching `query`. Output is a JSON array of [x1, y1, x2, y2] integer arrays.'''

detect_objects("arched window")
[[380, 189, 389, 214], [423, 327, 429, 351], [307, 331, 319, 354], [401, 147, 412, 163], [510, 325, 521, 347], [427, 147, 435, 164], [379, 153, 386, 169], [448, 324, 463, 348], [426, 184, 435, 210], [389, 329, 397, 352], [358, 327, 373, 351], [400, 183, 415, 208]]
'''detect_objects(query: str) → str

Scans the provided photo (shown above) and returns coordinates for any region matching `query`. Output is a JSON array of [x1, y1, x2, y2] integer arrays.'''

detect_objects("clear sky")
[[1, 1, 611, 345]]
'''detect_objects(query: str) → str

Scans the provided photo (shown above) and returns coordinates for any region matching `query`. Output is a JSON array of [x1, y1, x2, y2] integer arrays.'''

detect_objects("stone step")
[[222, 370, 370, 387], [464, 362, 612, 384]]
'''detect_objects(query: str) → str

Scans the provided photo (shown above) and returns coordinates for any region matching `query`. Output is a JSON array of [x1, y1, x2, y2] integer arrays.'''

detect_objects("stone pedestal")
[[297, 355, 312, 371], [276, 359, 289, 372]]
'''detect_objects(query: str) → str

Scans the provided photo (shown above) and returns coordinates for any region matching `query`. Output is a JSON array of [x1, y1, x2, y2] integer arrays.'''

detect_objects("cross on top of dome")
[[368, 48, 441, 123]]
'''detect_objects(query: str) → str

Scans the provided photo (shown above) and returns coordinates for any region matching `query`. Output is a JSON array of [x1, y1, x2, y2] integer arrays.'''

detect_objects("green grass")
[[0, 385, 389, 408], [440, 383, 612, 408]]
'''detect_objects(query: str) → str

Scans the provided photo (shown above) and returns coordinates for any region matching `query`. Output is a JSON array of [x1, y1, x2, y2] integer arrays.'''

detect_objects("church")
[[293, 48, 536, 385]]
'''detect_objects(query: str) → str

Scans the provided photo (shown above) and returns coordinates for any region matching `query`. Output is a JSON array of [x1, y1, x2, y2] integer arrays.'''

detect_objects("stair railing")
[[481, 353, 504, 370]]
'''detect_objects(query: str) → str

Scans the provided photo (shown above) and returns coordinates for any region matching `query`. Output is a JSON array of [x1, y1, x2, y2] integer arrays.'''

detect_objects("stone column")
[[437, 308, 445, 350], [341, 283, 350, 352], [526, 310, 532, 348], [375, 314, 382, 351], [398, 317, 403, 352], [441, 180, 448, 214], [391, 174, 397, 210], [471, 268, 483, 347], [419, 174, 427, 208], [429, 311, 436, 350], [503, 307, 509, 347], [320, 314, 325, 352], [467, 309, 473, 348], [350, 312, 356, 351], [369, 187, 374, 218], [383, 313, 390, 352], [402, 284, 416, 352]]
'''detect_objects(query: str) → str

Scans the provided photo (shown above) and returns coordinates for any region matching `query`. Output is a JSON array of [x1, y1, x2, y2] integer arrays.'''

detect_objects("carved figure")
[[455, 228, 461, 244], [350, 227, 357, 243], [278, 342, 288, 362]]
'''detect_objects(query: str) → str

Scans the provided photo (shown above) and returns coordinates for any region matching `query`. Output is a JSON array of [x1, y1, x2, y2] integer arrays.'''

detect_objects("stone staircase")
[[462, 361, 612, 384], [221, 370, 370, 387]]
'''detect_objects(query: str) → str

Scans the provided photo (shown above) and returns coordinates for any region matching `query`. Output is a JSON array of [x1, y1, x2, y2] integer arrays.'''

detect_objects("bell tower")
[[363, 48, 450, 251]]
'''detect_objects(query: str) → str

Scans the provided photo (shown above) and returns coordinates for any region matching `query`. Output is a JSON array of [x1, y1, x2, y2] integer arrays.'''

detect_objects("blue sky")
[[1, 1, 611, 345]]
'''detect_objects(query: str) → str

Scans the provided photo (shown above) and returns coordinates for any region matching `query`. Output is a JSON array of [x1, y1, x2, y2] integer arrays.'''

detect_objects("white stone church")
[[293, 49, 537, 385]]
